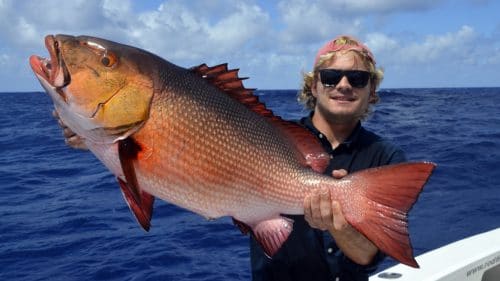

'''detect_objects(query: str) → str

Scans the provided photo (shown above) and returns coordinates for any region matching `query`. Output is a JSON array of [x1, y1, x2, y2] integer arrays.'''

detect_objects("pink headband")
[[313, 35, 375, 67]]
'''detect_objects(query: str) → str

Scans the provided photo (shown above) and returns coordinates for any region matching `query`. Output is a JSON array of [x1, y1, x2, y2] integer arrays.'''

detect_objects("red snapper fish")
[[29, 34, 435, 268]]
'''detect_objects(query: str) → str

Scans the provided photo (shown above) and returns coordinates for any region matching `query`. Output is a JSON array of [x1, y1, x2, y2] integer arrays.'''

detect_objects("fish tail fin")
[[339, 162, 436, 268]]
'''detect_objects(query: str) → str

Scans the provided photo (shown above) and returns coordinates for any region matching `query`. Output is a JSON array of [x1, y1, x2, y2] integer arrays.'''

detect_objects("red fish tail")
[[340, 162, 436, 268]]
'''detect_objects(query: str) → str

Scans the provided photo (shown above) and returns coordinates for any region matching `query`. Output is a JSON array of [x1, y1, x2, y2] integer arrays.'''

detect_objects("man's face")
[[312, 52, 375, 124]]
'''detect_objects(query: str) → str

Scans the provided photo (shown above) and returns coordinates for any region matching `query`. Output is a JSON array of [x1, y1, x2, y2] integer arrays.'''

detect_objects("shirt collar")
[[300, 112, 363, 150]]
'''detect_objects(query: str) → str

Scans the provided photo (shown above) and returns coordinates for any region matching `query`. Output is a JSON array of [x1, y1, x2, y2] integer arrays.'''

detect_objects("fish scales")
[[132, 74, 310, 220]]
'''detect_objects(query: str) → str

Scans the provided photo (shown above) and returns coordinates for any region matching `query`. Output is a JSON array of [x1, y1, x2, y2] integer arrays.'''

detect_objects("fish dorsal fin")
[[118, 138, 155, 231], [190, 63, 330, 173]]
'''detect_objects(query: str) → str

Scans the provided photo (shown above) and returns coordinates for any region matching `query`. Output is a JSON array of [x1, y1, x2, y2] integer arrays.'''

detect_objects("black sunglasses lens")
[[319, 69, 370, 88], [320, 70, 342, 87], [347, 71, 370, 88]]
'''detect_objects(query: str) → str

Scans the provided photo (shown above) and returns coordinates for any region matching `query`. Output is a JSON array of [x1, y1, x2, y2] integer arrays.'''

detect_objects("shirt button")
[[327, 248, 333, 254], [319, 133, 324, 138]]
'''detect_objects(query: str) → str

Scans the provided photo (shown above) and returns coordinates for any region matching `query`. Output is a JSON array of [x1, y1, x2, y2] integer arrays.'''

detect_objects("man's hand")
[[303, 169, 348, 231], [303, 168, 378, 265], [52, 110, 88, 150]]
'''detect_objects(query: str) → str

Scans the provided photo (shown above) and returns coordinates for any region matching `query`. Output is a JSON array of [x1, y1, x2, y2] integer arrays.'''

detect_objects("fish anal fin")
[[118, 138, 155, 231], [190, 63, 329, 173], [339, 162, 436, 268], [252, 217, 294, 258]]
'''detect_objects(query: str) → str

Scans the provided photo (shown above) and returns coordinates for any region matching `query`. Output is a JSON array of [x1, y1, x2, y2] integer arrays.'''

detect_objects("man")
[[250, 36, 406, 281]]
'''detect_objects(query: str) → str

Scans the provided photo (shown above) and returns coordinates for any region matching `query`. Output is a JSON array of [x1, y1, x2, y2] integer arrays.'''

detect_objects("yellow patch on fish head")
[[58, 35, 154, 135]]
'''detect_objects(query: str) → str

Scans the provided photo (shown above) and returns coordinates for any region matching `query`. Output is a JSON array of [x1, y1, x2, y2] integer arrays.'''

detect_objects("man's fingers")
[[51, 109, 89, 150], [304, 188, 332, 231], [332, 169, 348, 179], [65, 135, 87, 150], [331, 201, 347, 230], [63, 127, 76, 138], [303, 195, 311, 219], [319, 188, 332, 226], [58, 119, 66, 128], [304, 195, 318, 228], [310, 191, 323, 226]]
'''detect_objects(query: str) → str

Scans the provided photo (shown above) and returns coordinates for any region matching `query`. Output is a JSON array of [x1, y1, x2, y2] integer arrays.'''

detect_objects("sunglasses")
[[319, 69, 372, 88]]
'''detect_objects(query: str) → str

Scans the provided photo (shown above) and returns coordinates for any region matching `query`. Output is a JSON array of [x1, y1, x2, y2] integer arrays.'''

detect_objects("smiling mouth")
[[29, 35, 71, 98], [331, 96, 356, 102]]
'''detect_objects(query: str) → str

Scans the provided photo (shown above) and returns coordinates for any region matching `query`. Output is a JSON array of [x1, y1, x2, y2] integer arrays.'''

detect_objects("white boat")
[[370, 227, 500, 281]]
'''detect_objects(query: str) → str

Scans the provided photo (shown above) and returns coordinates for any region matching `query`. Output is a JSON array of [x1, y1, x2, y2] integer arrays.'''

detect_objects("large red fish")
[[29, 34, 435, 268]]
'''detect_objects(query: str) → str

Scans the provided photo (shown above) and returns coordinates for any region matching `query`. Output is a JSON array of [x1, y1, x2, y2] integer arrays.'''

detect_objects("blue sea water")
[[1, 88, 499, 280]]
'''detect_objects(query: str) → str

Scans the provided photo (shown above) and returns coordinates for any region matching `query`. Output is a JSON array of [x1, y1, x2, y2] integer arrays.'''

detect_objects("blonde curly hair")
[[298, 36, 384, 118]]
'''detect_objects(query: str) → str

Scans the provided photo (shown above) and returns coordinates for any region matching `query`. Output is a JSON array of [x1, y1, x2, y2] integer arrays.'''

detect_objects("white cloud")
[[0, 53, 9, 65], [273, 0, 444, 56], [102, 0, 132, 19], [277, 0, 363, 45], [367, 25, 479, 66], [408, 25, 476, 63], [22, 0, 106, 30], [364, 25, 500, 87], [325, 0, 443, 14], [124, 1, 271, 65], [365, 33, 399, 55], [0, 0, 112, 48], [208, 3, 269, 50], [277, 0, 442, 20], [1, 0, 500, 91]]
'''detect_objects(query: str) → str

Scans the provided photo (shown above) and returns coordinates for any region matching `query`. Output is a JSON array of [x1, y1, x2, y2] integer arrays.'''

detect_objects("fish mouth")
[[29, 35, 71, 100]]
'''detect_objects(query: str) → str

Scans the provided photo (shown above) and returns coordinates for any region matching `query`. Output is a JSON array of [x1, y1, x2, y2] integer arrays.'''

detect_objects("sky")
[[1, 0, 499, 92]]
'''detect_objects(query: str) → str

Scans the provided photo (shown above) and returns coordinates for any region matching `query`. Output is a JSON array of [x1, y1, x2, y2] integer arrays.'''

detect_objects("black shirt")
[[250, 115, 407, 281]]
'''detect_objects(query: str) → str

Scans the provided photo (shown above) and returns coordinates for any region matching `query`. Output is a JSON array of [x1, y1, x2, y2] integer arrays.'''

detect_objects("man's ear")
[[369, 84, 377, 103], [311, 78, 319, 98]]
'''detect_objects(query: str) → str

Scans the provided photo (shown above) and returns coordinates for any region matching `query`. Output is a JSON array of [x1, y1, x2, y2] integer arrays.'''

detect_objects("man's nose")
[[336, 75, 352, 89]]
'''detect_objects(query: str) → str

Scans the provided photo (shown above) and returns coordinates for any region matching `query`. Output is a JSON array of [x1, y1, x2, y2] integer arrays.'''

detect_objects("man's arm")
[[303, 169, 378, 265]]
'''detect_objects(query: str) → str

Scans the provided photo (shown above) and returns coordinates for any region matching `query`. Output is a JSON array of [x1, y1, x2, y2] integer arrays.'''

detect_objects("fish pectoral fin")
[[117, 138, 154, 231], [251, 217, 294, 258], [117, 177, 155, 231]]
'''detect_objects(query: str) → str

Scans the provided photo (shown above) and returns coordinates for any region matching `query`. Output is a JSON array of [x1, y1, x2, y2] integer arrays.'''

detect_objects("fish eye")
[[101, 52, 117, 67]]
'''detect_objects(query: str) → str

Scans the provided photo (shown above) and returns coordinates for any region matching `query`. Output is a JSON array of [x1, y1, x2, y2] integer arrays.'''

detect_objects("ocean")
[[1, 88, 499, 280]]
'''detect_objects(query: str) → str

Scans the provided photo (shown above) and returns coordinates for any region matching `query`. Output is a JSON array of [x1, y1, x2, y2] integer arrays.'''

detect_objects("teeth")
[[40, 58, 51, 79], [54, 66, 65, 87]]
